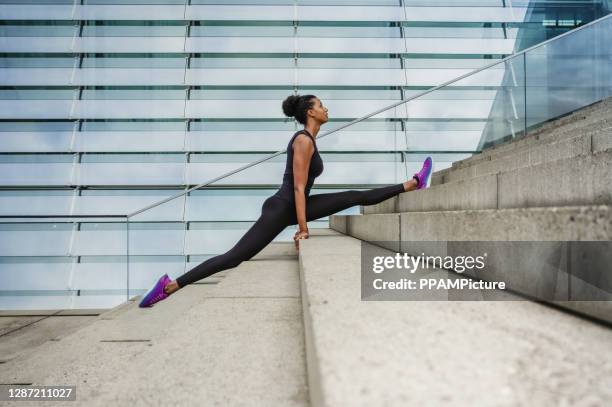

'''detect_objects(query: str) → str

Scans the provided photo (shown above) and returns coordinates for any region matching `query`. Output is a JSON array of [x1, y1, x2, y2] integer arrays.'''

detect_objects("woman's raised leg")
[[290, 182, 409, 224]]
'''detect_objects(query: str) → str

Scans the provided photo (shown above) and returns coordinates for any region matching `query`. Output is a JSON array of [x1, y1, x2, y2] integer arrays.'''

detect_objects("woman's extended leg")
[[294, 155, 433, 223], [174, 197, 292, 288], [292, 182, 410, 224]]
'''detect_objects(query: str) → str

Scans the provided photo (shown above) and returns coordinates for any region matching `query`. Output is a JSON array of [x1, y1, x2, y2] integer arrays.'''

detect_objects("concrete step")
[[298, 230, 612, 406], [0, 242, 308, 407], [0, 313, 100, 364], [330, 205, 612, 324], [443, 130, 611, 184], [364, 149, 612, 215]]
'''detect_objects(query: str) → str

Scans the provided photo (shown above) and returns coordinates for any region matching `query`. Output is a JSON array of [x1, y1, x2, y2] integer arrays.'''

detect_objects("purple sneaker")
[[139, 274, 171, 308], [413, 156, 433, 190]]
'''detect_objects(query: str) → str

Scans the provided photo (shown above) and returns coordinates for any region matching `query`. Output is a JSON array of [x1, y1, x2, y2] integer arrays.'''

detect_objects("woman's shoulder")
[[291, 130, 316, 147], [292, 130, 316, 145]]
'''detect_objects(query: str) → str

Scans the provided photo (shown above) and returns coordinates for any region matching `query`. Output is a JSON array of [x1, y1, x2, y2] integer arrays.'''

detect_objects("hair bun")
[[282, 94, 300, 118]]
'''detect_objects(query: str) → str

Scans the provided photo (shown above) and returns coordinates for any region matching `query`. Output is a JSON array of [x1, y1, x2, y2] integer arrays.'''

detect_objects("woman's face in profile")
[[310, 98, 329, 124]]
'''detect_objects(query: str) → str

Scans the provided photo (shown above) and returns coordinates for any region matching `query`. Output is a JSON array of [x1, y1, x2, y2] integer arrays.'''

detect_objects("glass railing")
[[0, 214, 129, 310], [2, 12, 610, 309]]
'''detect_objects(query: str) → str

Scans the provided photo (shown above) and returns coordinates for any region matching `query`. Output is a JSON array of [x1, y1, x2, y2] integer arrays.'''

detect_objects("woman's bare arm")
[[292, 134, 315, 232]]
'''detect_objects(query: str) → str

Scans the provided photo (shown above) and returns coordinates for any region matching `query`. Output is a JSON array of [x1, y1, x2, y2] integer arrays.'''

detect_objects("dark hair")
[[282, 94, 317, 125]]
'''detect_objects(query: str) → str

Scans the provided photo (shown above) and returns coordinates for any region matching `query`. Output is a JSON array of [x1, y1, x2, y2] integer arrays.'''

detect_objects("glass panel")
[[75, 189, 185, 221], [0, 130, 72, 152], [73, 100, 185, 119], [0, 217, 128, 310], [0, 100, 72, 119], [469, 56, 527, 149], [0, 153, 74, 186], [525, 15, 612, 130], [77, 154, 185, 186], [0, 190, 73, 215]]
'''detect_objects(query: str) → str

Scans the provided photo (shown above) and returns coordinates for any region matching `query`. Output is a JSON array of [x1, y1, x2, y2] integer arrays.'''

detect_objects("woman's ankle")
[[164, 280, 180, 295], [403, 179, 418, 192]]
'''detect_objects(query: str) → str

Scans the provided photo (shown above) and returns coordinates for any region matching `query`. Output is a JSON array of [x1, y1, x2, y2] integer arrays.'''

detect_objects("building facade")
[[0, 0, 608, 309]]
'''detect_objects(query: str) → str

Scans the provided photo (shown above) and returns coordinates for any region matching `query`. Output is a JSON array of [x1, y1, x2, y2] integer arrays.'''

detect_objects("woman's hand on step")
[[293, 229, 309, 251]]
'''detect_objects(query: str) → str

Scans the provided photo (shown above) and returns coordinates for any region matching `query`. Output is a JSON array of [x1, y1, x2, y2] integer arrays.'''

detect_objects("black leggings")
[[175, 182, 406, 287]]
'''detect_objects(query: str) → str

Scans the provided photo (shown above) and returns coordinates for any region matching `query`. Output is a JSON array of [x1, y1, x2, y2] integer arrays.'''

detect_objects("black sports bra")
[[273, 129, 324, 203]]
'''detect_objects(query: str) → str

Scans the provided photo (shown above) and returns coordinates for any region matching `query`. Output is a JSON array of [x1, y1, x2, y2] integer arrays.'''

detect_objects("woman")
[[139, 94, 432, 308]]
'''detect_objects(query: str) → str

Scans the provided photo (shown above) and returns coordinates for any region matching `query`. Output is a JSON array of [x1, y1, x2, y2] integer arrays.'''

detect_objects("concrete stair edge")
[[365, 148, 612, 215]]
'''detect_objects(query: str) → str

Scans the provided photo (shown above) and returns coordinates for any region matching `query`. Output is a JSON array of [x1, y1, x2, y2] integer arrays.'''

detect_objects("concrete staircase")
[[2, 231, 612, 406], [330, 96, 612, 325]]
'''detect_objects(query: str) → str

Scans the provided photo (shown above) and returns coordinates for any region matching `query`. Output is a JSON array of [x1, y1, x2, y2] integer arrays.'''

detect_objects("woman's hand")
[[293, 229, 309, 251]]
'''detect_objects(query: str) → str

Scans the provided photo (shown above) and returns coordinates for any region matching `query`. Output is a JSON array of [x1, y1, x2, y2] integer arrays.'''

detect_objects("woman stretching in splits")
[[139, 94, 433, 307]]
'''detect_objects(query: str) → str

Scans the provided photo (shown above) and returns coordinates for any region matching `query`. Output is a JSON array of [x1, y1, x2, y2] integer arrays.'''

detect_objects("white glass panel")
[[75, 131, 185, 152], [0, 100, 72, 119], [185, 68, 294, 86], [77, 163, 185, 186], [186, 37, 294, 53], [0, 224, 72, 256], [74, 190, 185, 221], [0, 5, 73, 20], [0, 164, 73, 186], [76, 5, 185, 20], [75, 68, 186, 86], [0, 131, 72, 152], [405, 99, 494, 119], [297, 68, 405, 87], [131, 223, 185, 256], [297, 6, 526, 22], [297, 37, 514, 54], [74, 37, 185, 53], [0, 37, 73, 53], [72, 224, 126, 256], [0, 68, 73, 86], [0, 258, 72, 291], [187, 5, 294, 21], [402, 26, 509, 39], [298, 5, 403, 21], [406, 67, 505, 87], [297, 37, 404, 54], [73, 100, 185, 119], [0, 191, 73, 215]]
